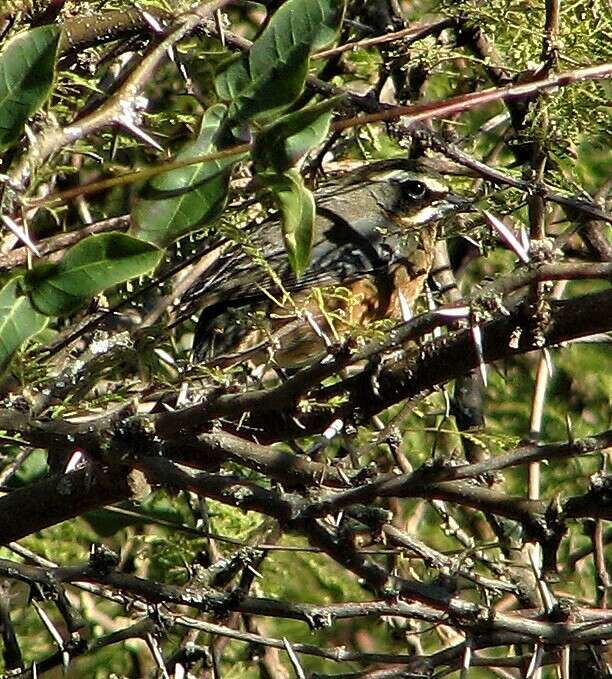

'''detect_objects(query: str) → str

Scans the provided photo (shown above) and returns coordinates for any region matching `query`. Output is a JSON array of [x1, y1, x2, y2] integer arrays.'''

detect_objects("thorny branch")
[[0, 1, 610, 677]]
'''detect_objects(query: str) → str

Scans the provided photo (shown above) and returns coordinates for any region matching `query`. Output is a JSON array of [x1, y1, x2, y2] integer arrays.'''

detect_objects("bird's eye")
[[403, 180, 427, 199]]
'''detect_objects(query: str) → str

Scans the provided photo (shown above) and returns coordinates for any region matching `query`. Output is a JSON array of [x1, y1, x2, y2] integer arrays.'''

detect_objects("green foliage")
[[207, 498, 266, 544], [439, 0, 611, 154], [253, 97, 340, 173], [211, 0, 346, 274], [261, 540, 366, 611], [215, 0, 345, 124], [132, 104, 237, 247], [0, 25, 60, 150], [139, 530, 207, 586], [10, 448, 48, 485], [0, 276, 48, 373], [21, 518, 97, 564], [522, 83, 610, 159], [24, 233, 162, 316], [131, 0, 345, 275], [217, 42, 312, 124], [261, 168, 316, 274], [252, 98, 341, 273], [0, 0, 344, 368]]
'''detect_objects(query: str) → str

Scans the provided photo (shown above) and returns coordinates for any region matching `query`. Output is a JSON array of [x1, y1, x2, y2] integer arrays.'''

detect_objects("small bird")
[[179, 159, 470, 367]]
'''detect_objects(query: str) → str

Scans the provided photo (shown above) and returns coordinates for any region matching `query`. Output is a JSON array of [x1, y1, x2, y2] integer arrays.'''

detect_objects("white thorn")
[[323, 418, 344, 441], [371, 372, 381, 397], [526, 643, 544, 679], [1, 214, 41, 256], [520, 225, 530, 254], [559, 646, 570, 679], [247, 564, 263, 579], [282, 637, 306, 679], [480, 111, 512, 133], [542, 347, 553, 378], [32, 600, 64, 648], [291, 416, 306, 430], [141, 10, 165, 33], [437, 306, 470, 319], [154, 347, 177, 367], [527, 545, 542, 578], [215, 9, 226, 47], [482, 209, 530, 263], [470, 323, 487, 386], [442, 388, 451, 418], [426, 286, 443, 338], [462, 234, 482, 252], [565, 413, 574, 444], [397, 289, 412, 322], [119, 117, 164, 152], [461, 643, 472, 672], [425, 285, 437, 311], [176, 381, 190, 407], [337, 467, 351, 485], [177, 61, 190, 82], [24, 124, 37, 145], [146, 633, 170, 679], [65, 450, 87, 473], [305, 311, 331, 346]]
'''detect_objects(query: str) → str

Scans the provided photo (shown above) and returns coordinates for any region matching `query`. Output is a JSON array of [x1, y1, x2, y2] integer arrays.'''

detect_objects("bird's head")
[[317, 160, 473, 234]]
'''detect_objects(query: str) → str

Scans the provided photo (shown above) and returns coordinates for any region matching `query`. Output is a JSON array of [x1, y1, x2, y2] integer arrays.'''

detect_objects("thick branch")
[[0, 465, 141, 545], [164, 288, 612, 442]]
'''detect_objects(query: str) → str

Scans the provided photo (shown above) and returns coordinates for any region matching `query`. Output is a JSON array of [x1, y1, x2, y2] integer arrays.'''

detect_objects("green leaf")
[[228, 43, 311, 124], [12, 449, 49, 486], [83, 508, 139, 537], [253, 97, 341, 172], [131, 104, 237, 247], [215, 0, 345, 123], [262, 169, 315, 275], [25, 233, 162, 316], [215, 55, 251, 102], [0, 25, 61, 150], [249, 0, 345, 75], [0, 277, 48, 373]]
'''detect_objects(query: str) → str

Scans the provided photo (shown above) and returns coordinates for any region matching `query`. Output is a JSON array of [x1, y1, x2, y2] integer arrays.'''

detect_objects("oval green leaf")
[[253, 97, 341, 173], [0, 25, 61, 150], [225, 43, 311, 124], [263, 169, 315, 275], [215, 0, 345, 123], [131, 104, 237, 247], [215, 55, 251, 102], [25, 233, 162, 316], [249, 0, 345, 77], [0, 277, 48, 373]]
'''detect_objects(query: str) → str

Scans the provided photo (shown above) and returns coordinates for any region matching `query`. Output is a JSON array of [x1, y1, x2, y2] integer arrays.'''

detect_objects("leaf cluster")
[[0, 0, 347, 372]]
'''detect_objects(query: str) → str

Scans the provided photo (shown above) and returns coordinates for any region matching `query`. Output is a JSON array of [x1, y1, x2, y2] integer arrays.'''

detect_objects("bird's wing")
[[179, 176, 407, 317]]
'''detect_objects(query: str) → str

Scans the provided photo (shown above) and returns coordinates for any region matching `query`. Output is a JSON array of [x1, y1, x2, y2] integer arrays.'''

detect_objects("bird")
[[178, 159, 471, 368]]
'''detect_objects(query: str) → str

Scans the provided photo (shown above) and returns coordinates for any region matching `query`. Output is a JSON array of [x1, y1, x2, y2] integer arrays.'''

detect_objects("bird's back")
[[179, 161, 451, 365]]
